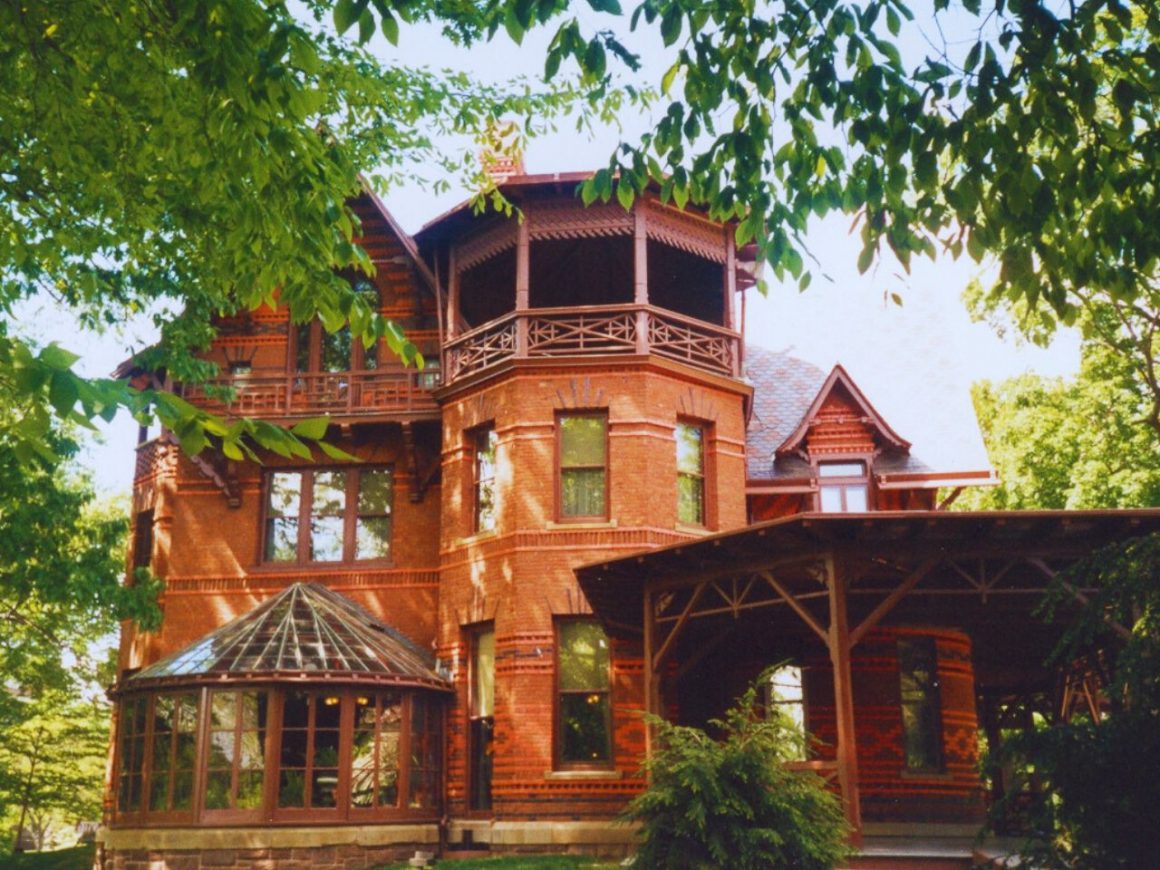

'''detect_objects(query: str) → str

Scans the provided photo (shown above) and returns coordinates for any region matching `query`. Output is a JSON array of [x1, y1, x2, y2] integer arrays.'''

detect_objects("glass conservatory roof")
[[122, 583, 449, 691]]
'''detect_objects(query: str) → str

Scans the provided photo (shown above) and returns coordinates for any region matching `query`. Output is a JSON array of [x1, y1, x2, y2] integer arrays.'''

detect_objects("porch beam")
[[1028, 557, 1132, 641], [759, 570, 828, 644], [652, 582, 707, 671], [827, 555, 863, 841], [848, 558, 939, 649]]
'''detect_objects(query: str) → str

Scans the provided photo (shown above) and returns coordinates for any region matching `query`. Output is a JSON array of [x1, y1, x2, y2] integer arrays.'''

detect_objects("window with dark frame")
[[468, 625, 495, 810], [764, 665, 807, 762], [817, 461, 870, 513], [558, 414, 608, 519], [898, 638, 944, 772], [147, 693, 199, 813], [556, 621, 612, 767], [116, 696, 148, 813], [278, 691, 343, 810], [473, 427, 498, 533], [676, 422, 705, 526], [293, 277, 381, 374], [204, 690, 269, 812], [132, 509, 154, 572], [263, 467, 393, 564]]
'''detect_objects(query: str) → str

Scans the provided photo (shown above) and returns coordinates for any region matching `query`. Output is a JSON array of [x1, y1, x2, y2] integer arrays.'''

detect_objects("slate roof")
[[120, 583, 450, 692], [744, 344, 994, 485]]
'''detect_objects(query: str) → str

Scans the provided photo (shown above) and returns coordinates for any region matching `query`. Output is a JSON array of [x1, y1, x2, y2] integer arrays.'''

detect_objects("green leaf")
[[48, 372, 79, 416], [380, 10, 399, 45], [660, 6, 682, 46], [290, 416, 331, 440], [333, 0, 361, 35], [616, 180, 635, 210], [39, 344, 81, 371], [317, 440, 360, 462], [587, 0, 623, 13]]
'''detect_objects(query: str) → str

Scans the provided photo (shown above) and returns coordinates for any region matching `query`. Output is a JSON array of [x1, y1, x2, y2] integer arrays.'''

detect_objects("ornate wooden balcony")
[[443, 304, 740, 383], [178, 367, 441, 420]]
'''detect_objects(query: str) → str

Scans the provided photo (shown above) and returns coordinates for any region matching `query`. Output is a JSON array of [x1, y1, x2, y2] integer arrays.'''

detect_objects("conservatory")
[[107, 583, 449, 827]]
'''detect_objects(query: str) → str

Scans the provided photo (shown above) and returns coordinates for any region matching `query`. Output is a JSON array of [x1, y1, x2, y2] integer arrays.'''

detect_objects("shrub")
[[621, 675, 849, 870]]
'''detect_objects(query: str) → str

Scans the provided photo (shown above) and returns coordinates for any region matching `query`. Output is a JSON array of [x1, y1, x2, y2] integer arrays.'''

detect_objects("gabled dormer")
[[744, 347, 995, 519]]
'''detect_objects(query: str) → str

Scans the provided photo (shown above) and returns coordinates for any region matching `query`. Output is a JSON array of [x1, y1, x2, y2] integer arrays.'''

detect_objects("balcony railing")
[[444, 304, 740, 382], [178, 368, 441, 419]]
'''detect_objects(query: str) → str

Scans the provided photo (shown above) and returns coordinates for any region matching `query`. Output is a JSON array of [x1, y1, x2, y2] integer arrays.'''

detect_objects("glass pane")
[[558, 622, 610, 691], [675, 424, 703, 475], [151, 732, 172, 772], [265, 517, 298, 562], [316, 696, 342, 730], [473, 629, 496, 718], [845, 485, 868, 512], [295, 324, 312, 372], [176, 695, 198, 732], [818, 462, 865, 478], [350, 720, 375, 808], [476, 429, 497, 479], [173, 771, 194, 810], [560, 693, 610, 763], [211, 693, 237, 729], [819, 485, 843, 513], [149, 773, 170, 812], [208, 731, 235, 770], [175, 733, 197, 772], [283, 692, 310, 730], [267, 473, 302, 518], [312, 770, 340, 808], [359, 469, 393, 514], [561, 468, 605, 517], [240, 692, 267, 730], [321, 326, 352, 373], [312, 472, 347, 514], [311, 516, 344, 561], [153, 695, 175, 732], [356, 516, 391, 560], [204, 770, 232, 810], [279, 769, 306, 808], [237, 771, 265, 809], [560, 416, 606, 466], [280, 728, 308, 769], [677, 474, 704, 525]]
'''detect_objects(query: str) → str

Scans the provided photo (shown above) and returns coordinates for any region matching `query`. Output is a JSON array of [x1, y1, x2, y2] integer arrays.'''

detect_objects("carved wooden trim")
[[646, 201, 728, 263], [456, 221, 518, 272], [528, 201, 633, 241]]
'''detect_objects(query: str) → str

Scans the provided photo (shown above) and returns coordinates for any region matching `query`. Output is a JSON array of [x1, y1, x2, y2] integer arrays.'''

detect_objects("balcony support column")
[[446, 246, 460, 341], [724, 231, 738, 376], [515, 215, 530, 358], [634, 204, 649, 356]]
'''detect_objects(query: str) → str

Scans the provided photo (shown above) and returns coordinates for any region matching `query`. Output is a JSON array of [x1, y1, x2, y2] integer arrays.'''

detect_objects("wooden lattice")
[[647, 310, 735, 374], [445, 317, 517, 380], [526, 309, 637, 356], [457, 221, 517, 272]]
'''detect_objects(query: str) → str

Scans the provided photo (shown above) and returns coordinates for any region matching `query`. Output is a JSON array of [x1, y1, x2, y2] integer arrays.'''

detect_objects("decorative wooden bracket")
[[165, 433, 241, 507]]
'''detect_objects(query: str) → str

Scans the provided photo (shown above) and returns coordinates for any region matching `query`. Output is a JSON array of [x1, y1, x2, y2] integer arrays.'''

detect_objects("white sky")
[[44, 12, 1079, 496]]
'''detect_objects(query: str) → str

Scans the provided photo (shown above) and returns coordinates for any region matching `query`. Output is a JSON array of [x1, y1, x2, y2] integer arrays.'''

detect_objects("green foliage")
[[957, 342, 1160, 511], [993, 535, 1160, 868], [0, 695, 110, 853], [2, 845, 95, 870], [622, 677, 848, 870]]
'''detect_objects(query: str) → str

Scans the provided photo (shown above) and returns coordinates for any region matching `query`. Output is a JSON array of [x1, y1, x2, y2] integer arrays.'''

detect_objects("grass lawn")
[[375, 856, 623, 869], [1, 845, 96, 870]]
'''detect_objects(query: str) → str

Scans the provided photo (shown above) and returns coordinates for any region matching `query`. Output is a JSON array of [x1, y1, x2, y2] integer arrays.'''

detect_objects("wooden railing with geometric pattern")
[[444, 304, 739, 382]]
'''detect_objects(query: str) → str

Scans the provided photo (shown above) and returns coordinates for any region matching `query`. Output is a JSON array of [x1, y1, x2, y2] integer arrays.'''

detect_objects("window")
[[764, 665, 807, 761], [817, 461, 869, 513], [351, 692, 403, 811], [899, 638, 943, 771], [558, 414, 607, 519], [293, 277, 380, 374], [205, 691, 269, 812], [116, 696, 148, 813], [473, 427, 498, 533], [147, 693, 199, 813], [132, 509, 154, 572], [263, 467, 393, 564], [278, 691, 343, 811], [676, 422, 705, 525], [557, 621, 612, 766], [468, 626, 495, 810]]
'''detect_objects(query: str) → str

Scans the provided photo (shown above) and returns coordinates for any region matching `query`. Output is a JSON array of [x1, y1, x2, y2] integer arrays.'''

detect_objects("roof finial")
[[479, 119, 525, 184]]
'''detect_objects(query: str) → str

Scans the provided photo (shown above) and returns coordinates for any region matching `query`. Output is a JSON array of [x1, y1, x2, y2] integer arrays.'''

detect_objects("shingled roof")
[[744, 344, 994, 487], [118, 583, 450, 693]]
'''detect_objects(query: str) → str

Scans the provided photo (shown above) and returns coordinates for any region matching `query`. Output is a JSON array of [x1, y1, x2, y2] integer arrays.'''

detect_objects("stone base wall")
[[97, 844, 420, 870]]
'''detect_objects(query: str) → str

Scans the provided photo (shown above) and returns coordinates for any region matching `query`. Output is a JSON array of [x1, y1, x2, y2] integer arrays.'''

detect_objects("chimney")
[[480, 120, 525, 185]]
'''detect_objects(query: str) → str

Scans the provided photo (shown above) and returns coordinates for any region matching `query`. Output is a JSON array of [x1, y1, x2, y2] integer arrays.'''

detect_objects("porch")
[[575, 509, 1160, 847]]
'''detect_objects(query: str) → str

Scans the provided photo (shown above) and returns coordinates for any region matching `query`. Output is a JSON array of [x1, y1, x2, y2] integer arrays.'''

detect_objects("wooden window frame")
[[132, 509, 154, 572], [470, 425, 498, 534], [260, 466, 394, 566], [554, 619, 613, 770], [288, 276, 381, 375], [555, 411, 610, 522], [815, 458, 872, 513], [898, 638, 945, 773], [201, 689, 271, 824], [114, 693, 202, 825], [466, 623, 496, 813], [348, 690, 407, 818], [271, 690, 350, 822], [675, 419, 707, 527]]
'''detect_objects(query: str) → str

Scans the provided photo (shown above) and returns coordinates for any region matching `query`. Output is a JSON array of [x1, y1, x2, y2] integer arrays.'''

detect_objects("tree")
[[622, 676, 849, 870], [956, 342, 1160, 511]]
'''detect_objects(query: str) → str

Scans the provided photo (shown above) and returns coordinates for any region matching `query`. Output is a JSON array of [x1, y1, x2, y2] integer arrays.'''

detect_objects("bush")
[[622, 675, 849, 870]]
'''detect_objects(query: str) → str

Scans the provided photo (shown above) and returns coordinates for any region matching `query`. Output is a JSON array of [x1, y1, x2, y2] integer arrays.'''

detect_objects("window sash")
[[558, 415, 608, 519], [473, 427, 498, 533], [676, 423, 705, 525], [898, 639, 944, 771], [557, 621, 612, 766], [468, 626, 496, 811], [263, 468, 392, 564]]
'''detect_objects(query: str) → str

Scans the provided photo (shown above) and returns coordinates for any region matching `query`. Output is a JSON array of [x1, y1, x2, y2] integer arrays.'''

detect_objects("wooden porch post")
[[642, 585, 659, 765], [827, 554, 863, 842], [633, 204, 649, 356], [515, 216, 530, 357], [446, 246, 460, 341]]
